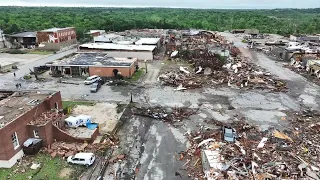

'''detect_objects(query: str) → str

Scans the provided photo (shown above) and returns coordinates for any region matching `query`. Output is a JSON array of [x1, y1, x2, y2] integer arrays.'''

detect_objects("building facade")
[[36, 27, 77, 51]]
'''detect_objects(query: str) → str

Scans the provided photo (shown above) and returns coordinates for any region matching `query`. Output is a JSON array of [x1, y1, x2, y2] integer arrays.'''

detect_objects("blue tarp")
[[86, 123, 98, 130]]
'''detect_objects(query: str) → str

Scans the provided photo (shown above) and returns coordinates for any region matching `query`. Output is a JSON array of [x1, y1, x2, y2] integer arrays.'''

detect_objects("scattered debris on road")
[[132, 106, 198, 123]]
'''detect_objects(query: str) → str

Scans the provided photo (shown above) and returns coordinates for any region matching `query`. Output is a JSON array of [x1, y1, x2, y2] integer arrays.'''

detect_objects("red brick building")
[[47, 53, 138, 78], [0, 90, 62, 168], [36, 27, 77, 51]]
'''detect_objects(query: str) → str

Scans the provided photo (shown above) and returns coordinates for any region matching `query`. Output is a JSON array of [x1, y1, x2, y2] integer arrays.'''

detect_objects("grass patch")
[[26, 50, 53, 55], [127, 69, 145, 82], [0, 153, 84, 180], [62, 101, 96, 109]]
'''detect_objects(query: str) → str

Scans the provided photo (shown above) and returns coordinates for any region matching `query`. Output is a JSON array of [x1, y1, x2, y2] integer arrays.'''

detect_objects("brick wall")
[[52, 123, 98, 143], [0, 91, 62, 160], [36, 32, 50, 44], [0, 127, 7, 160], [27, 120, 53, 148], [56, 28, 77, 43], [89, 65, 134, 77]]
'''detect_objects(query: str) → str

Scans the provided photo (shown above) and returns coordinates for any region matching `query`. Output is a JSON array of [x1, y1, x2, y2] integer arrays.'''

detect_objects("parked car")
[[223, 126, 236, 143], [67, 152, 95, 166], [84, 75, 101, 85], [90, 82, 101, 93]]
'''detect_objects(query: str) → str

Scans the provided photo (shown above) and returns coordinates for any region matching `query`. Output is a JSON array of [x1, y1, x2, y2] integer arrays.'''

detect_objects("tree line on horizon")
[[0, 7, 320, 40]]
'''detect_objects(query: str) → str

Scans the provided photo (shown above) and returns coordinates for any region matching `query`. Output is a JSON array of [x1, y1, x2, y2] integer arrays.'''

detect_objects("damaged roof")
[[0, 90, 57, 128], [48, 53, 136, 67], [39, 27, 74, 32], [135, 38, 160, 45], [8, 31, 36, 38], [79, 43, 156, 52]]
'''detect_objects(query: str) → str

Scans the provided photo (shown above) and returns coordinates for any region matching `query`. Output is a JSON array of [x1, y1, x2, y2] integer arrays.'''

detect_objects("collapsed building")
[[159, 30, 287, 91], [4, 31, 36, 49], [0, 90, 99, 168], [0, 90, 61, 168]]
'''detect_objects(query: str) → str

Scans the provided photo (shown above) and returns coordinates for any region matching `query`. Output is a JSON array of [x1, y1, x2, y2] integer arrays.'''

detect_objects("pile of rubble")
[[45, 142, 88, 158], [132, 106, 198, 123], [180, 116, 320, 179], [162, 30, 287, 91], [158, 56, 287, 91], [44, 136, 118, 158], [283, 58, 320, 86], [224, 56, 287, 92], [29, 111, 65, 125]]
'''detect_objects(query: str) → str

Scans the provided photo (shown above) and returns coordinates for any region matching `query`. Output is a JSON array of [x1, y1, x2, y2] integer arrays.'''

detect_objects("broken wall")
[[27, 121, 53, 147], [52, 123, 99, 144]]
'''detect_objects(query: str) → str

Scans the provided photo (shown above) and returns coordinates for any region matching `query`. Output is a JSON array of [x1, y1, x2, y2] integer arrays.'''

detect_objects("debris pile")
[[29, 111, 64, 126], [224, 56, 287, 92], [45, 142, 88, 158], [161, 30, 287, 91], [158, 69, 204, 89], [44, 136, 118, 158], [158, 57, 287, 91], [180, 117, 320, 179], [283, 58, 320, 85], [132, 106, 198, 123]]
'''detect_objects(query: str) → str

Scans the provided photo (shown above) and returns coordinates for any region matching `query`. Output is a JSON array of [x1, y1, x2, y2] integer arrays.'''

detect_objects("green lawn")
[[62, 101, 96, 109], [26, 50, 53, 55], [0, 153, 84, 180], [128, 69, 145, 82]]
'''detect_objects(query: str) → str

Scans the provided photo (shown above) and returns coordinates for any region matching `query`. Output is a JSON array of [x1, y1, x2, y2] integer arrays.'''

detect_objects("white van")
[[67, 153, 95, 166], [84, 75, 101, 85]]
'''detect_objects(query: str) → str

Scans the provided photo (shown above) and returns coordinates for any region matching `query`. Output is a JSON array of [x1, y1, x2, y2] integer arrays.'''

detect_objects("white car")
[[67, 152, 95, 166], [84, 75, 101, 85]]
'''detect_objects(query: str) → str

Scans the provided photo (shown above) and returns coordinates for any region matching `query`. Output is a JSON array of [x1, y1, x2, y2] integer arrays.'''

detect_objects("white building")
[[79, 43, 157, 60], [135, 38, 160, 48], [93, 33, 124, 43]]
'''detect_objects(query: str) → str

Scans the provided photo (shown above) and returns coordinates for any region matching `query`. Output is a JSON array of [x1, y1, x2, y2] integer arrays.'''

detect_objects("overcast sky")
[[1, 0, 320, 9]]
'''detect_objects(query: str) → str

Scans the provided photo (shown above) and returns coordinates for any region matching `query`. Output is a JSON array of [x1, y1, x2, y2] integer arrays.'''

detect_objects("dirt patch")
[[59, 168, 74, 178], [72, 103, 125, 133]]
